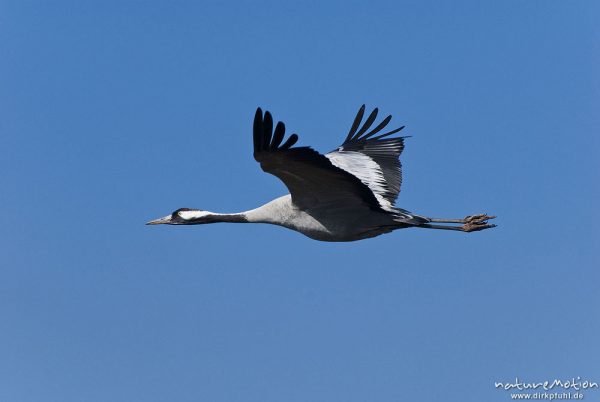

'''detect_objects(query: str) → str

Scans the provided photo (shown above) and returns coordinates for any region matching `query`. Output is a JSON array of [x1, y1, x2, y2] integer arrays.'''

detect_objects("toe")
[[465, 214, 496, 224], [463, 222, 497, 232]]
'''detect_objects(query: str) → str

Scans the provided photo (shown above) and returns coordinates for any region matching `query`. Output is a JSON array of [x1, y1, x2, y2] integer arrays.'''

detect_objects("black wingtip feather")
[[253, 108, 263, 151], [362, 114, 392, 140], [345, 104, 366, 142], [280, 133, 298, 150], [254, 107, 299, 156], [351, 108, 378, 141], [263, 111, 273, 150], [368, 125, 406, 141], [271, 122, 285, 149]]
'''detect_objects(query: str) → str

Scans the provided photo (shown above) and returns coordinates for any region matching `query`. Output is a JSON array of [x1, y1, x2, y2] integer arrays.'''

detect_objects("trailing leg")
[[419, 214, 497, 232]]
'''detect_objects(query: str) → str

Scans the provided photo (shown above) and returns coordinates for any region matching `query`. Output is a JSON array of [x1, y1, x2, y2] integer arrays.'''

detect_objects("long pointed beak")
[[146, 215, 172, 225]]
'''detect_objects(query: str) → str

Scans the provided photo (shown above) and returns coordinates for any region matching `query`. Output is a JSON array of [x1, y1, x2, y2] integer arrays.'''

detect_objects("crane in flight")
[[147, 106, 496, 241]]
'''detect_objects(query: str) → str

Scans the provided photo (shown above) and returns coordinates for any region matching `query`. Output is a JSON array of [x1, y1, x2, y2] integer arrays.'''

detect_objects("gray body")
[[243, 195, 406, 242]]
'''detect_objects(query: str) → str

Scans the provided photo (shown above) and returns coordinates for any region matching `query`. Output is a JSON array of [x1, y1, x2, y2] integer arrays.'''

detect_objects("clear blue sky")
[[1, 1, 599, 401]]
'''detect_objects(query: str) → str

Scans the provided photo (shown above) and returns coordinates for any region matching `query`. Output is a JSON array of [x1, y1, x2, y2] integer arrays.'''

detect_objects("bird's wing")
[[326, 105, 408, 208], [253, 108, 385, 212]]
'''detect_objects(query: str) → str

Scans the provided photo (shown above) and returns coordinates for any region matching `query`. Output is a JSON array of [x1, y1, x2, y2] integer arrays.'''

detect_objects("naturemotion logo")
[[495, 377, 598, 400]]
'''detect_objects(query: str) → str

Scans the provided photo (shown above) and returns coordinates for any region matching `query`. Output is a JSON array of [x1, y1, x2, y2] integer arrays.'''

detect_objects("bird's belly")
[[293, 225, 395, 242], [281, 209, 397, 242], [279, 213, 336, 241]]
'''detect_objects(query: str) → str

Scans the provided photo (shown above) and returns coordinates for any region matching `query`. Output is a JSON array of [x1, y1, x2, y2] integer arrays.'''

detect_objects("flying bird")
[[147, 106, 496, 241]]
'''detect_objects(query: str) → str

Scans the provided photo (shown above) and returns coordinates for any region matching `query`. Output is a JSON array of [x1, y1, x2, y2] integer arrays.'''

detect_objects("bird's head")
[[146, 208, 211, 225]]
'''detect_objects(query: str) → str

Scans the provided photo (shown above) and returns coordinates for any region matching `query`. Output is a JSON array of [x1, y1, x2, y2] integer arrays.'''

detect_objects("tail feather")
[[392, 208, 430, 225]]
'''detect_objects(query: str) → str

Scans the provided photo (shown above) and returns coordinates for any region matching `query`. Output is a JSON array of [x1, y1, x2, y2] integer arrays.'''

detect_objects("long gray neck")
[[188, 196, 291, 225]]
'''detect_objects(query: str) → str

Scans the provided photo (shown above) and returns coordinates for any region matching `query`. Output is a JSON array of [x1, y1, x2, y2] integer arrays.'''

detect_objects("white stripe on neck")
[[179, 210, 210, 220]]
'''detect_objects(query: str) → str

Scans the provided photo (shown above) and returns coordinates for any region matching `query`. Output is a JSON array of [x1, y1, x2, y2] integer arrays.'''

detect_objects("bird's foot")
[[462, 214, 497, 232]]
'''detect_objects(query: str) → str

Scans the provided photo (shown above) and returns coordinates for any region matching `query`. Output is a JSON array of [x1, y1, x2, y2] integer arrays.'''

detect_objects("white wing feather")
[[325, 151, 394, 211]]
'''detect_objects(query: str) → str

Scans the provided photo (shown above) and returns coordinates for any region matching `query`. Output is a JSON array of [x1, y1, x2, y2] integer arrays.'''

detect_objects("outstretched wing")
[[253, 108, 385, 212], [326, 105, 408, 208]]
